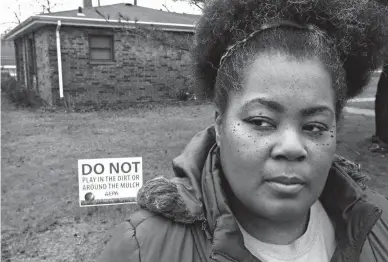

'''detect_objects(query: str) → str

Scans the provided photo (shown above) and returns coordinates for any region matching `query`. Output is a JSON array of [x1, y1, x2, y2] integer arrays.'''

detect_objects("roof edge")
[[45, 3, 200, 18], [5, 14, 196, 40], [4, 16, 37, 40]]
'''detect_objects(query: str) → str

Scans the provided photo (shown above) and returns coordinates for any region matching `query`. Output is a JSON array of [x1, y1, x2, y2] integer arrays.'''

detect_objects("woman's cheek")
[[226, 124, 266, 156], [222, 128, 269, 183], [312, 132, 336, 152]]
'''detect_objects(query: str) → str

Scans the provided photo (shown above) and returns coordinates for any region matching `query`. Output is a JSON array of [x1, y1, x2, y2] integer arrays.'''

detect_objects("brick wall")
[[35, 26, 55, 103], [14, 26, 56, 103], [14, 38, 24, 84], [14, 25, 194, 105], [56, 26, 193, 104]]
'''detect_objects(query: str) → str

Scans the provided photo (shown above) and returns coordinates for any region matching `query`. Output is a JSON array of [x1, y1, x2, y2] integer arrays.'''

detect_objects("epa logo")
[[84, 192, 95, 201]]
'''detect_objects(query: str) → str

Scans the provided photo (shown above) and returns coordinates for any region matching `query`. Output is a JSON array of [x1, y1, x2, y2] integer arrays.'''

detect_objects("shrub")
[[1, 75, 45, 108]]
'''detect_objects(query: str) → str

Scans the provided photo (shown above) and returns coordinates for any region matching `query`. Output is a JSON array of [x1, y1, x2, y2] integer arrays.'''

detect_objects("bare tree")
[[94, 8, 196, 98], [172, 0, 205, 10], [5, 0, 57, 31], [9, 2, 22, 24], [95, 9, 193, 52], [162, 3, 172, 12], [35, 0, 57, 13], [2, 1, 22, 36]]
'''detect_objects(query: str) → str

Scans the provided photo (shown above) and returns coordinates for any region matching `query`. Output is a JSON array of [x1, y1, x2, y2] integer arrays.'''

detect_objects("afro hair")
[[192, 0, 388, 100]]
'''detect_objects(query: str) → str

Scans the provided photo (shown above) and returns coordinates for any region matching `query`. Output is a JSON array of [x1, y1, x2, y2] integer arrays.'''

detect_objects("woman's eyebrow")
[[241, 98, 285, 113], [241, 98, 334, 116], [301, 106, 334, 117]]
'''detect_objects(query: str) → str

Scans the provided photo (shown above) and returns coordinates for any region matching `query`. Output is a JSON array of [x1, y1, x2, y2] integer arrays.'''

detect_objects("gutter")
[[37, 15, 196, 28], [56, 20, 64, 99], [4, 15, 197, 40]]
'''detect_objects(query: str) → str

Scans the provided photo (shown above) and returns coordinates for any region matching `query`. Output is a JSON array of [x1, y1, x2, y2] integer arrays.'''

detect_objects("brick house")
[[4, 1, 200, 105]]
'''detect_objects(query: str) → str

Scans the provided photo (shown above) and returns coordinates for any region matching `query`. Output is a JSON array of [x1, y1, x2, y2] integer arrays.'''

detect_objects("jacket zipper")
[[202, 219, 213, 240]]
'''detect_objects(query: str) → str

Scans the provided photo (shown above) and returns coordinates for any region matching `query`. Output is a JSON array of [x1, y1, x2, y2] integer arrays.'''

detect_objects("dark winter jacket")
[[97, 126, 388, 262]]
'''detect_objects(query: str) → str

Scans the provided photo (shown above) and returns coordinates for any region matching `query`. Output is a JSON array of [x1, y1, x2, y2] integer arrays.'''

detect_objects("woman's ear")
[[215, 110, 222, 147]]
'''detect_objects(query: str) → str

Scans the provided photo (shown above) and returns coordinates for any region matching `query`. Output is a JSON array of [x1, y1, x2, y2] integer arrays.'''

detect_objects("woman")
[[98, 0, 388, 261]]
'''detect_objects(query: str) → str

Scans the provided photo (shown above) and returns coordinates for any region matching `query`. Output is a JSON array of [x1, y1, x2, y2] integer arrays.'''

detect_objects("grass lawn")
[[336, 114, 388, 192], [1, 77, 386, 261], [1, 99, 214, 262]]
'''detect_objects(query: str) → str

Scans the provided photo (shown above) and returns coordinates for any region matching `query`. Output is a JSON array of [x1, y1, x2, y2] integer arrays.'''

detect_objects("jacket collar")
[[137, 125, 381, 261], [319, 163, 382, 261]]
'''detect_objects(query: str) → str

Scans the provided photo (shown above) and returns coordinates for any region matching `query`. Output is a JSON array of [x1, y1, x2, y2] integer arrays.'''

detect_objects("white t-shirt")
[[237, 201, 336, 262]]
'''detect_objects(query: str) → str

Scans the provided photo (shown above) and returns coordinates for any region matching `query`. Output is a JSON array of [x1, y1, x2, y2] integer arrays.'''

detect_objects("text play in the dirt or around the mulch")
[[78, 157, 143, 207]]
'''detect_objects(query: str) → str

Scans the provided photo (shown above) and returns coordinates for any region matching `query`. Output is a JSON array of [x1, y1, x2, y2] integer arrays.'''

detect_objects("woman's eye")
[[246, 118, 275, 129], [303, 123, 328, 133]]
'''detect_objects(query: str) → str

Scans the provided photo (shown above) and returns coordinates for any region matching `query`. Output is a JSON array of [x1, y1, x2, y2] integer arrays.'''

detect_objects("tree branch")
[[172, 0, 204, 10], [96, 9, 192, 52], [193, 2, 203, 10], [36, 0, 57, 13], [13, 11, 21, 24], [162, 4, 171, 12]]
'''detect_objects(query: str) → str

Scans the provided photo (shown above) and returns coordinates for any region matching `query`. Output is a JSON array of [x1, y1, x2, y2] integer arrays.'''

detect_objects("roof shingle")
[[44, 3, 200, 25], [4, 3, 201, 40]]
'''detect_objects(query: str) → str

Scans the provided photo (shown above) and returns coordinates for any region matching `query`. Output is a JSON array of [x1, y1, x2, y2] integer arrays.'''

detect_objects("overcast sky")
[[0, 0, 202, 35]]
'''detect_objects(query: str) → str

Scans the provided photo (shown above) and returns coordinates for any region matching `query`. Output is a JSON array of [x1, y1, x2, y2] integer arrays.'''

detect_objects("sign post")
[[78, 157, 143, 207]]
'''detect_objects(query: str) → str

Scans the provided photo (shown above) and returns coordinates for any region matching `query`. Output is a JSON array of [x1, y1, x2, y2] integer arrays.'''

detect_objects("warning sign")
[[78, 157, 143, 207]]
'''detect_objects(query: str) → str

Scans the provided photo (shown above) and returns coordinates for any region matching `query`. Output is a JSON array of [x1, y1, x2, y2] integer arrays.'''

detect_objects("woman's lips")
[[265, 175, 306, 194], [266, 181, 304, 194]]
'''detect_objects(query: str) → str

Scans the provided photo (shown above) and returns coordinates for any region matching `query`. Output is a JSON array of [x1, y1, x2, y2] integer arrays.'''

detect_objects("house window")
[[89, 35, 114, 61]]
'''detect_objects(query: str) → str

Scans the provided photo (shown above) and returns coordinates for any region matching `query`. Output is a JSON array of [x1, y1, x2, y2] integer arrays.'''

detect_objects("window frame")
[[88, 34, 115, 63]]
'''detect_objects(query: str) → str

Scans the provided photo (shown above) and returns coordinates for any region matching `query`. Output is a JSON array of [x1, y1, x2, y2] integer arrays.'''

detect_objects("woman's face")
[[215, 53, 337, 222]]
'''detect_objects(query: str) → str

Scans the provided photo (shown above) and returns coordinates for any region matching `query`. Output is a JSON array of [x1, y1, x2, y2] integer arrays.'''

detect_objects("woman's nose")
[[271, 128, 307, 161]]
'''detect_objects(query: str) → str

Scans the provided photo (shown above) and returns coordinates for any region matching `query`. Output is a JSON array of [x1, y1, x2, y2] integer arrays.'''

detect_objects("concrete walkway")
[[348, 98, 375, 102], [344, 107, 375, 117], [345, 97, 375, 116]]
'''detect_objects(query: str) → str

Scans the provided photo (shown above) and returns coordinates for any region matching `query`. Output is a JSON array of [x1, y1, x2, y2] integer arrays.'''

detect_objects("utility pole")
[[98, 0, 100, 6]]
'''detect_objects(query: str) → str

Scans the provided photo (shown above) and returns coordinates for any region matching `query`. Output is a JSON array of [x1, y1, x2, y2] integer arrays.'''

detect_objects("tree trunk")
[[375, 64, 388, 143]]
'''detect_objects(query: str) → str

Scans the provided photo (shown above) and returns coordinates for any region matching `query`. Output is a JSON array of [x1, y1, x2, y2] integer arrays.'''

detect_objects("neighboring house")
[[1, 40, 17, 77], [4, 0, 200, 105]]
